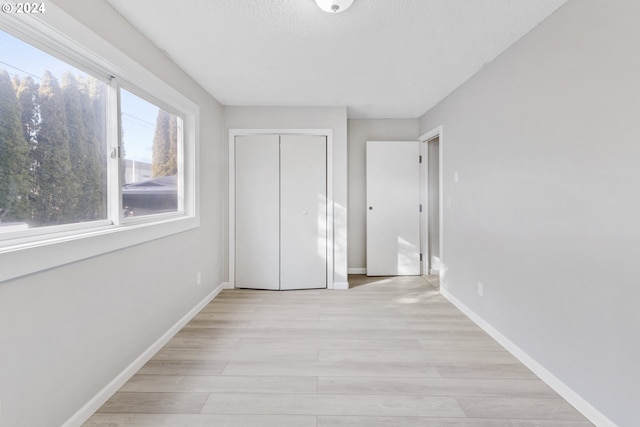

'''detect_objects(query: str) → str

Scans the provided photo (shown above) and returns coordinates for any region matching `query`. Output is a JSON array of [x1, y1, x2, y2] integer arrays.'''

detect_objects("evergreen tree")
[[61, 72, 88, 220], [12, 75, 39, 152], [80, 76, 107, 218], [62, 72, 105, 221], [0, 70, 31, 222], [13, 75, 40, 214], [152, 110, 178, 177], [168, 112, 177, 174], [34, 71, 79, 225], [85, 77, 110, 194]]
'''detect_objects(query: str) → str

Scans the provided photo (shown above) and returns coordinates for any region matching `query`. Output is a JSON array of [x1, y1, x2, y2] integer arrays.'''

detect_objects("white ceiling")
[[105, 0, 567, 119]]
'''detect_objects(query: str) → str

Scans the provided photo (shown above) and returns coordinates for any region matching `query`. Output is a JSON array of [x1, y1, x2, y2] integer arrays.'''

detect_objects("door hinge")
[[419, 204, 422, 212], [419, 155, 422, 163], [420, 253, 423, 261]]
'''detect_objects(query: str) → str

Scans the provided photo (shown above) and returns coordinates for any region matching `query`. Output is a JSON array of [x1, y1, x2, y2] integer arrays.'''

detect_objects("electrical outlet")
[[196, 272, 202, 285], [477, 282, 484, 296]]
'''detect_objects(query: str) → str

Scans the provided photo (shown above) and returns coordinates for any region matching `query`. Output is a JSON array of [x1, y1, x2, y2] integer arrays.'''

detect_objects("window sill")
[[0, 214, 199, 284]]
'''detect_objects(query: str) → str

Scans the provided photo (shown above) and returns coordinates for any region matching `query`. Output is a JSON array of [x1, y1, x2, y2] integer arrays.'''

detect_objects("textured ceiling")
[[105, 0, 567, 118]]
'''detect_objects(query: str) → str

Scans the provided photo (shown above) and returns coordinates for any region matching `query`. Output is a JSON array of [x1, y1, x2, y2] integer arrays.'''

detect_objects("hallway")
[[84, 276, 591, 426]]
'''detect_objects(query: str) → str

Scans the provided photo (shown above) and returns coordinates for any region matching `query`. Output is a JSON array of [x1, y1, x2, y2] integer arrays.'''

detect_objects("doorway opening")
[[419, 126, 444, 288]]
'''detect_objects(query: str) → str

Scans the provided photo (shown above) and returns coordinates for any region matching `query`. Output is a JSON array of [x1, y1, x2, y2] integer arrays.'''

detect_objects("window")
[[0, 28, 189, 237], [0, 30, 108, 232], [120, 89, 182, 218], [0, 14, 198, 275]]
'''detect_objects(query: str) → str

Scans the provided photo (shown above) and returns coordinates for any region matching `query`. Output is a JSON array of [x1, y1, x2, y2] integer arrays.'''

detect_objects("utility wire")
[[121, 112, 156, 130], [0, 60, 42, 80], [1, 59, 157, 132]]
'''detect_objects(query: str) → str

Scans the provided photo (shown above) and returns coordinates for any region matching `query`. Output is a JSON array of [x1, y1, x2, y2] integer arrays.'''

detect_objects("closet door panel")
[[280, 135, 327, 290], [235, 135, 280, 290]]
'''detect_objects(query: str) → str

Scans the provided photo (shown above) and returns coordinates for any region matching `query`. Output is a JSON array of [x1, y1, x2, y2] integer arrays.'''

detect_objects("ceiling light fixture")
[[315, 0, 354, 13]]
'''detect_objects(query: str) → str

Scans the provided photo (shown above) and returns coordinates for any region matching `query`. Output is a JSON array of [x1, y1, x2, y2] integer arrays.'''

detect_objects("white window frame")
[[116, 84, 186, 225], [0, 2, 200, 283]]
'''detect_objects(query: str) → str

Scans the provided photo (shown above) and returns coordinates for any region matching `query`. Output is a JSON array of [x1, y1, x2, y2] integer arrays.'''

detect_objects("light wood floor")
[[83, 275, 592, 426]]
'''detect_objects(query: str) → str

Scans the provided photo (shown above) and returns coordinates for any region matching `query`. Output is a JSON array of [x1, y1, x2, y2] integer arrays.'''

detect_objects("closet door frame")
[[228, 129, 334, 290]]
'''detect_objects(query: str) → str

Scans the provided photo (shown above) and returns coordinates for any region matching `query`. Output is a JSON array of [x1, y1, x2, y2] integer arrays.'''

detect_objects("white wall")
[[0, 1, 226, 426], [224, 106, 349, 286], [347, 119, 418, 271], [419, 0, 640, 425]]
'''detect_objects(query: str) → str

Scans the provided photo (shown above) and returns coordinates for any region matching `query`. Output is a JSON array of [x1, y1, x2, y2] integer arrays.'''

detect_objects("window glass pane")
[[120, 89, 179, 217], [0, 30, 108, 233]]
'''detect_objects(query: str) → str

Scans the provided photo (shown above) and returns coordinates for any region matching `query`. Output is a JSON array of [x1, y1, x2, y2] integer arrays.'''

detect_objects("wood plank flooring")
[[83, 275, 593, 426]]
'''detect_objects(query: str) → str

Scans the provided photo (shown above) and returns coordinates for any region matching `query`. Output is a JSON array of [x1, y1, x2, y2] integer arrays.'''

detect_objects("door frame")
[[419, 125, 444, 282], [228, 129, 334, 290]]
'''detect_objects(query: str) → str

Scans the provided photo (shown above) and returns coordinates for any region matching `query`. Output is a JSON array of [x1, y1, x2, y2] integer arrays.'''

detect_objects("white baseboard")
[[333, 281, 350, 290], [428, 268, 440, 275], [440, 287, 617, 427], [348, 268, 366, 275], [63, 283, 225, 427], [222, 281, 233, 289]]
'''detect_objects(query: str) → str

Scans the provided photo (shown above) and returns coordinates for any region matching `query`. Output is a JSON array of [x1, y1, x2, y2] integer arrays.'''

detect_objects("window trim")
[[0, 2, 200, 283]]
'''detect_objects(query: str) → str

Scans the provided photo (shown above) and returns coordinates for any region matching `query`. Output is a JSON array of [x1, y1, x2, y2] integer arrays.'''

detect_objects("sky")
[[120, 89, 159, 164], [0, 28, 158, 163]]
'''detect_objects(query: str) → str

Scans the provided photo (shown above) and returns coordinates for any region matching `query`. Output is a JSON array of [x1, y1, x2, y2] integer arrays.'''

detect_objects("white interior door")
[[366, 141, 421, 276], [235, 135, 280, 290], [280, 135, 327, 290]]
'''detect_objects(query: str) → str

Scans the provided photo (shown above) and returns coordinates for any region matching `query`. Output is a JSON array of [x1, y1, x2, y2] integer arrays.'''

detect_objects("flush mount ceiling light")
[[315, 0, 354, 13]]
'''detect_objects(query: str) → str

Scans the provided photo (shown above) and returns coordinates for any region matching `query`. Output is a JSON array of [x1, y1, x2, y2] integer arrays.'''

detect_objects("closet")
[[234, 134, 327, 290]]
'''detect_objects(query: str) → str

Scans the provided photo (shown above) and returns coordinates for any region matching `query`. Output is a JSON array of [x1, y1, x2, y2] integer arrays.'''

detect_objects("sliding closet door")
[[235, 135, 280, 290], [280, 135, 327, 290]]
